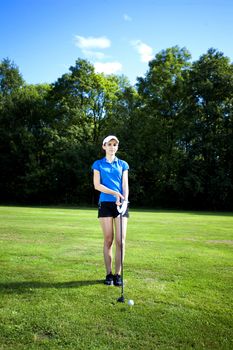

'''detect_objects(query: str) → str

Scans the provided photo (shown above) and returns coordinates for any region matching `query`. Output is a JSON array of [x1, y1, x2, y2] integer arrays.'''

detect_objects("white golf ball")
[[128, 299, 134, 306]]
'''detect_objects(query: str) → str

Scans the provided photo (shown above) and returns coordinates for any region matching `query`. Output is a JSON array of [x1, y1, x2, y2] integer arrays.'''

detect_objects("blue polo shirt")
[[92, 157, 129, 202]]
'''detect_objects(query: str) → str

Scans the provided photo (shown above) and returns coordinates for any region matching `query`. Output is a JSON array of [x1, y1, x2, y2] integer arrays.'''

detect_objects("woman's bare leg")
[[99, 217, 114, 274]]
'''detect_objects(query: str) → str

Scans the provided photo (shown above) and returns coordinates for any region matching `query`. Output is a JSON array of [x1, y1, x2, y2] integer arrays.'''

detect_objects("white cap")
[[102, 135, 119, 145]]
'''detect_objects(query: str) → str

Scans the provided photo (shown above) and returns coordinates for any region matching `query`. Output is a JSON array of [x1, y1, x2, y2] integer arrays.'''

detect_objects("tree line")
[[0, 46, 233, 210]]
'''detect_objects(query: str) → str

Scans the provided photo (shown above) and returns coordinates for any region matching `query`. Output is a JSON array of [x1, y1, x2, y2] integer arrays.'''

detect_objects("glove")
[[117, 200, 128, 216]]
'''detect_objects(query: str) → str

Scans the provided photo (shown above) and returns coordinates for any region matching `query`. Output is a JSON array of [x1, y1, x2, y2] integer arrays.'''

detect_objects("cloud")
[[82, 50, 108, 60], [123, 14, 132, 22], [74, 35, 123, 76], [74, 35, 111, 49], [94, 62, 123, 75], [131, 40, 153, 63]]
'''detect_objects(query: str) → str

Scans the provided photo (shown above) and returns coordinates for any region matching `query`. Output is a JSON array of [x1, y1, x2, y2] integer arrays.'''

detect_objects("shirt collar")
[[104, 156, 118, 163]]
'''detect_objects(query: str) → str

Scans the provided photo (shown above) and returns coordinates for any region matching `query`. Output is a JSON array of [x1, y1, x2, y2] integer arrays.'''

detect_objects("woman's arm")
[[93, 170, 124, 205], [122, 170, 129, 202]]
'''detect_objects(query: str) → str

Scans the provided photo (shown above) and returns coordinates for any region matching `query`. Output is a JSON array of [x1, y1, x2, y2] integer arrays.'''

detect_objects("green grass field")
[[0, 206, 232, 350]]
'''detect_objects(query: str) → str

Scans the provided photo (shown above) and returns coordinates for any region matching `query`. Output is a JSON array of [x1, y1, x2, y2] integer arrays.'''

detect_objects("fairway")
[[0, 206, 232, 349]]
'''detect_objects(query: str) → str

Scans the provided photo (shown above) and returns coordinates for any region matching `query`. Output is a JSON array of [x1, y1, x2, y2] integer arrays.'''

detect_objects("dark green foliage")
[[0, 47, 232, 209]]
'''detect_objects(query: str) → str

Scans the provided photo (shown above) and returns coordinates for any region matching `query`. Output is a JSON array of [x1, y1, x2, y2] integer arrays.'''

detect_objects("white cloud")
[[74, 35, 123, 76], [123, 14, 132, 22], [131, 40, 153, 63], [82, 50, 107, 60], [75, 35, 111, 49], [94, 61, 123, 75]]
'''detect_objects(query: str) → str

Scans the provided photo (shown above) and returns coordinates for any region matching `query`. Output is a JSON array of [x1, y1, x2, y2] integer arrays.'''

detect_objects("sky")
[[1, 0, 233, 85]]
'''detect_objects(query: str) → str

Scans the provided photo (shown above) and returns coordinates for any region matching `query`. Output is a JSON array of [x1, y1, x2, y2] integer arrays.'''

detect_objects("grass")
[[0, 206, 232, 350]]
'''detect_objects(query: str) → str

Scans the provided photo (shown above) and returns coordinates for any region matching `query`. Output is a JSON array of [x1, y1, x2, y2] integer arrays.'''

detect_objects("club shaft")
[[120, 213, 124, 297]]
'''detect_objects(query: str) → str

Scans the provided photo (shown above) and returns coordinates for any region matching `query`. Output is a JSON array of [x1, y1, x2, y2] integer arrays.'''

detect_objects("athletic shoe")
[[104, 273, 114, 286], [114, 274, 122, 287]]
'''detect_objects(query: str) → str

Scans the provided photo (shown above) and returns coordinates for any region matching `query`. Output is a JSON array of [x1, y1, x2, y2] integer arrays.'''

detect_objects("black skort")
[[98, 201, 129, 218]]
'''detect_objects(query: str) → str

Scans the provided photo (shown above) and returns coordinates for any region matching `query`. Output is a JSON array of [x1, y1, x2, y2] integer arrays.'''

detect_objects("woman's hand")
[[115, 193, 124, 206], [117, 200, 128, 215]]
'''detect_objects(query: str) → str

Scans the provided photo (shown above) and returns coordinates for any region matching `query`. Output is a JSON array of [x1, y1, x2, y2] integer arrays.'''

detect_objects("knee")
[[104, 237, 113, 249], [116, 237, 125, 249]]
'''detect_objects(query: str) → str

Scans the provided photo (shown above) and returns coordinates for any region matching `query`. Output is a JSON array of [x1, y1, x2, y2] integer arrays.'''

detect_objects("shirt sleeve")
[[122, 160, 129, 171], [92, 160, 100, 171]]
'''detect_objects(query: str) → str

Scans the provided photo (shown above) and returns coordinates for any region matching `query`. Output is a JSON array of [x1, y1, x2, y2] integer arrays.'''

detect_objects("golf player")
[[92, 135, 129, 286]]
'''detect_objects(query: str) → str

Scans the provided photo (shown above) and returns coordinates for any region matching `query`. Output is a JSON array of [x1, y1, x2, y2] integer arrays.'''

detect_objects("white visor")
[[102, 135, 119, 145]]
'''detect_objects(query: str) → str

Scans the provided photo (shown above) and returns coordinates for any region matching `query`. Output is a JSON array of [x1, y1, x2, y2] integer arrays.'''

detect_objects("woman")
[[92, 135, 129, 286]]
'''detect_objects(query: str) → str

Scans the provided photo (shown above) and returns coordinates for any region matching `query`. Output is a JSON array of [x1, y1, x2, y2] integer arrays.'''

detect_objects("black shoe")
[[114, 274, 122, 287], [104, 273, 114, 286]]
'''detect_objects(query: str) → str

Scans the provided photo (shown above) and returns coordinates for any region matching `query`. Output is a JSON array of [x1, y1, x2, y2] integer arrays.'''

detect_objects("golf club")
[[117, 211, 124, 303]]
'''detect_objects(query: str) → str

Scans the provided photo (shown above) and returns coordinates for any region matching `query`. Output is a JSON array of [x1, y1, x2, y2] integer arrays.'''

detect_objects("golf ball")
[[128, 299, 134, 306]]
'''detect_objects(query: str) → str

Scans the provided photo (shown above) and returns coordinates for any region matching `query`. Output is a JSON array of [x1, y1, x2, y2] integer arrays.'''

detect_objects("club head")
[[117, 295, 125, 303]]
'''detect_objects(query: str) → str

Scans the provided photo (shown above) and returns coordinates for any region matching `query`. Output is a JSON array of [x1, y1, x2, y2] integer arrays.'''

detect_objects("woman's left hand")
[[115, 193, 124, 206]]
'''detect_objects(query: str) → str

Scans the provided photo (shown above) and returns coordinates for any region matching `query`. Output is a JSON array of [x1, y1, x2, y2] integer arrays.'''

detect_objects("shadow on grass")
[[0, 280, 103, 293]]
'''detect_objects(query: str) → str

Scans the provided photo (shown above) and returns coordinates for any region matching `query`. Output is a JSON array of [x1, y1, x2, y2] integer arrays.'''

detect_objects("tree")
[[1, 51, 232, 209], [0, 58, 24, 96], [0, 80, 52, 202], [0, 58, 25, 201], [180, 49, 233, 209], [135, 46, 192, 206], [46, 60, 133, 203]]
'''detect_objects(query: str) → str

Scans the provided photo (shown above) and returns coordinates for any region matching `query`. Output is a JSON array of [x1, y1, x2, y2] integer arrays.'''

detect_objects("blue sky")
[[1, 0, 233, 85]]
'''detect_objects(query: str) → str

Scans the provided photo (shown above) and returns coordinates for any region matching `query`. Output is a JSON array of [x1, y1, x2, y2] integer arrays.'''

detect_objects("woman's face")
[[103, 139, 119, 156]]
